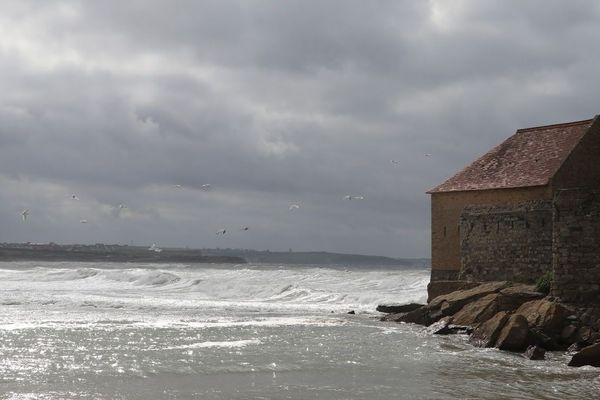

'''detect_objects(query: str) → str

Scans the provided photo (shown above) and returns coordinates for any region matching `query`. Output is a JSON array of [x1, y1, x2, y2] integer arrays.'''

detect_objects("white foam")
[[166, 339, 261, 349]]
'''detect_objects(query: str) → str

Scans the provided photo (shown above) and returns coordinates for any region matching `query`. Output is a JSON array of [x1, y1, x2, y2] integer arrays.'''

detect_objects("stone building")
[[428, 116, 600, 302]]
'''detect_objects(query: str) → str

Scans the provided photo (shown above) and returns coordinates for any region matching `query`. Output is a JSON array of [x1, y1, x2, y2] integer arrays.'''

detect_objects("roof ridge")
[[516, 118, 594, 133]]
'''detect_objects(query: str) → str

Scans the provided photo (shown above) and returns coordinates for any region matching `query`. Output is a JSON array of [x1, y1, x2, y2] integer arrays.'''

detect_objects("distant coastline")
[[0, 242, 245, 264]]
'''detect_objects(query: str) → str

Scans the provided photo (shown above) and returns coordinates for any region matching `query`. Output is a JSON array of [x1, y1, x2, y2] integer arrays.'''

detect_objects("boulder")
[[515, 299, 572, 336], [427, 280, 480, 303], [560, 325, 578, 344], [376, 303, 424, 314], [396, 306, 430, 325], [497, 284, 545, 311], [495, 314, 530, 352], [427, 317, 452, 334], [568, 343, 600, 367], [452, 293, 500, 327], [428, 281, 510, 318], [523, 345, 545, 360], [469, 311, 509, 348], [576, 326, 594, 344]]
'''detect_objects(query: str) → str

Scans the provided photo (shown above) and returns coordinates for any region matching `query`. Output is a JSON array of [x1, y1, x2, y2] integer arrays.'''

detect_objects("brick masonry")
[[459, 201, 553, 283], [552, 189, 600, 303]]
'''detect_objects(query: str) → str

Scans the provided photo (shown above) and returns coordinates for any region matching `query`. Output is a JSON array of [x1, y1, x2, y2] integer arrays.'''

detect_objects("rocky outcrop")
[[376, 303, 423, 314], [381, 280, 600, 366], [427, 280, 480, 303], [568, 343, 600, 367]]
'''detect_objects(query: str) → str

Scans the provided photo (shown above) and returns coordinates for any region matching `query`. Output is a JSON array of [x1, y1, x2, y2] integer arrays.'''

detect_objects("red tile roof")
[[428, 118, 595, 193]]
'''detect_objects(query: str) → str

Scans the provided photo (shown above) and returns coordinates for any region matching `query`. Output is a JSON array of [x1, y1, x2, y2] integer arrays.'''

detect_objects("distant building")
[[428, 117, 600, 301]]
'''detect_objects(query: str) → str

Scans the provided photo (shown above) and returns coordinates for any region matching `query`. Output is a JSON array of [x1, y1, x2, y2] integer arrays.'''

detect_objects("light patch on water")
[[165, 339, 262, 350]]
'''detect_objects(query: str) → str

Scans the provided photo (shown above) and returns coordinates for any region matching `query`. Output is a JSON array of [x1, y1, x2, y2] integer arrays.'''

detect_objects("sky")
[[1, 0, 600, 258]]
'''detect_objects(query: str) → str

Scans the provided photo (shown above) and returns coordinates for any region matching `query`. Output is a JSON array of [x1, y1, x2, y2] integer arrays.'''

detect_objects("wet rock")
[[568, 342, 582, 353], [428, 281, 510, 319], [497, 285, 545, 311], [469, 311, 509, 348], [427, 317, 452, 334], [515, 299, 572, 336], [495, 314, 530, 352], [568, 343, 600, 367], [397, 306, 430, 325], [347, 310, 355, 315], [376, 303, 424, 314], [523, 345, 546, 360], [567, 315, 579, 322], [530, 328, 560, 351], [561, 325, 578, 343], [452, 293, 500, 327]]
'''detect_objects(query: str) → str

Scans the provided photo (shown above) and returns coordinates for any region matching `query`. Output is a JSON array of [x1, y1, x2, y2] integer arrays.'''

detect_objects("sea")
[[0, 262, 598, 399]]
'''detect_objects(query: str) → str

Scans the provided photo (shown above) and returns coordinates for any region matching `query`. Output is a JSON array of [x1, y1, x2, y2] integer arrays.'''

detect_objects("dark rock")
[[495, 314, 530, 352], [530, 328, 560, 351], [427, 317, 452, 334], [397, 306, 430, 325], [568, 343, 600, 367], [568, 343, 582, 353], [567, 315, 579, 322], [380, 312, 404, 322], [376, 303, 424, 314], [523, 345, 545, 360], [469, 311, 509, 348], [447, 324, 474, 335], [347, 310, 355, 315], [561, 325, 578, 343]]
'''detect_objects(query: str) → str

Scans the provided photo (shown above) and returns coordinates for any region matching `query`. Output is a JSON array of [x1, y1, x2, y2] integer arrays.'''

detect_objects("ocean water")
[[0, 262, 598, 399]]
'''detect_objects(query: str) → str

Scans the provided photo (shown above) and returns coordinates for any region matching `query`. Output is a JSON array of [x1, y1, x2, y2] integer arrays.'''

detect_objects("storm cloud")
[[2, 0, 600, 257]]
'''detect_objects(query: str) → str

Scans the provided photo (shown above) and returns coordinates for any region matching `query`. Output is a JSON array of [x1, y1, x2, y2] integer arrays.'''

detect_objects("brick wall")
[[552, 189, 600, 303], [459, 201, 553, 283]]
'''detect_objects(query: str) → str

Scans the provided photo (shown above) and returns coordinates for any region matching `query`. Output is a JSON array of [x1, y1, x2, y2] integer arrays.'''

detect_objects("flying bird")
[[173, 184, 183, 189], [21, 209, 29, 221], [390, 160, 401, 164], [344, 195, 365, 200], [425, 153, 432, 157], [200, 184, 211, 190], [118, 204, 127, 209], [216, 229, 227, 235], [71, 194, 80, 201], [240, 226, 249, 231], [79, 219, 88, 224], [289, 204, 300, 211], [149, 243, 162, 252]]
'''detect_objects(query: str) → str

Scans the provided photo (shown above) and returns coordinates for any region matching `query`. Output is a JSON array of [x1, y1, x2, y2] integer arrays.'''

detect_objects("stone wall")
[[552, 189, 600, 303], [459, 201, 553, 283], [430, 186, 551, 281]]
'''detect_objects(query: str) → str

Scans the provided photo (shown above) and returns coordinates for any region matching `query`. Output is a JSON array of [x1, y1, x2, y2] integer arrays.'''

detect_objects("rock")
[[469, 311, 509, 348], [523, 345, 545, 360], [376, 303, 424, 314], [495, 314, 530, 352], [427, 317, 452, 334], [428, 281, 510, 318], [561, 325, 578, 343], [397, 306, 430, 325], [568, 343, 600, 367], [515, 299, 572, 336], [567, 315, 579, 322], [568, 342, 582, 353], [497, 285, 545, 311], [347, 310, 355, 315], [452, 293, 500, 327], [530, 328, 560, 351], [380, 312, 404, 322], [427, 280, 480, 303]]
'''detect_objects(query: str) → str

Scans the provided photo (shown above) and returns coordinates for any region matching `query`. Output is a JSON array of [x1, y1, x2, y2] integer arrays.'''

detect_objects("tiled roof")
[[428, 118, 595, 193]]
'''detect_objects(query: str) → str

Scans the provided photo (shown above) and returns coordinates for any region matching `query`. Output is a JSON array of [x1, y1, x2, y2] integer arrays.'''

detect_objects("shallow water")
[[0, 262, 597, 399]]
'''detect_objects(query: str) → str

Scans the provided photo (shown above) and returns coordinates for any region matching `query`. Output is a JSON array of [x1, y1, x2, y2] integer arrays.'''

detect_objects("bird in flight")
[[118, 204, 127, 209], [344, 195, 365, 200], [149, 243, 162, 252], [173, 184, 183, 189], [201, 184, 211, 190], [425, 153, 432, 157], [216, 229, 226, 235], [71, 194, 80, 201], [390, 160, 401, 164], [21, 209, 29, 221], [289, 204, 300, 210], [240, 226, 249, 231], [79, 219, 88, 224]]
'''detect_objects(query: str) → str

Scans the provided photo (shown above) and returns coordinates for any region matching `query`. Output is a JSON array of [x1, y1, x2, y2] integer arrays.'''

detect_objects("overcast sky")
[[1, 1, 600, 258]]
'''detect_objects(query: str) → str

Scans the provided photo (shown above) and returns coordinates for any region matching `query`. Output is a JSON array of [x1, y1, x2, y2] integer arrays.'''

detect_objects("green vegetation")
[[535, 271, 554, 295]]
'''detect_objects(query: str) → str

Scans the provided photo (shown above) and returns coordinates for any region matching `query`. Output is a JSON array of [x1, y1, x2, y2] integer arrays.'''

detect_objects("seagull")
[[118, 204, 127, 209], [173, 184, 183, 189], [425, 153, 432, 157], [21, 209, 29, 221], [289, 204, 300, 211], [390, 160, 401, 164], [71, 194, 80, 201], [216, 229, 226, 235], [79, 219, 88, 224], [200, 184, 211, 190], [240, 226, 249, 231], [344, 195, 365, 200]]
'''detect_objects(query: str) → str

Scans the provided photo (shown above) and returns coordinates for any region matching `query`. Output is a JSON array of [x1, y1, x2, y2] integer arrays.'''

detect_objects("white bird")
[[390, 160, 401, 164], [425, 153, 432, 157], [71, 194, 80, 201], [79, 219, 88, 224], [344, 195, 365, 200], [216, 229, 226, 235], [173, 184, 183, 189], [289, 204, 300, 211], [200, 184, 211, 190], [21, 209, 29, 221], [118, 204, 127, 209], [240, 226, 249, 231]]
